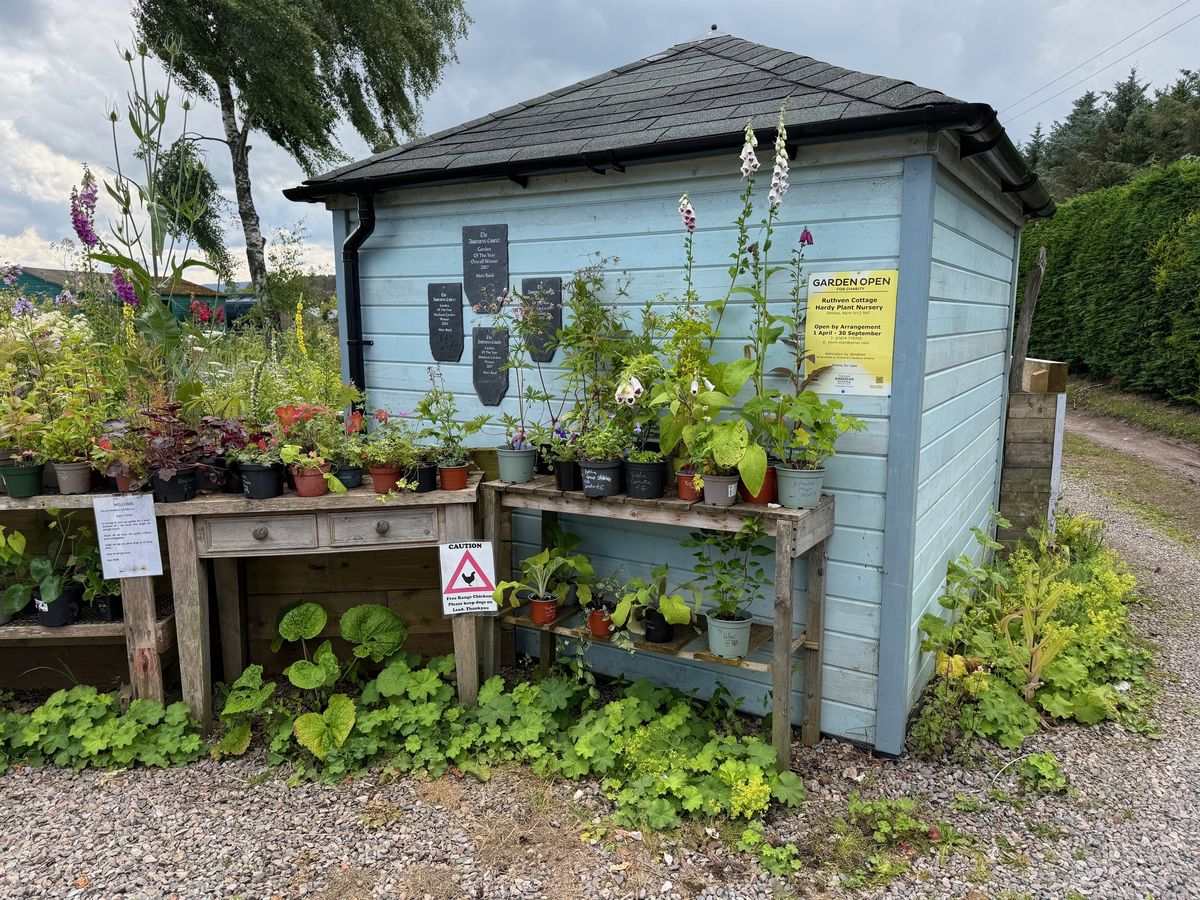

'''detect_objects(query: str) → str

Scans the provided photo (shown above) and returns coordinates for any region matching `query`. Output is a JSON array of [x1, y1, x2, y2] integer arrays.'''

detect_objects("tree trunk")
[[216, 78, 267, 297]]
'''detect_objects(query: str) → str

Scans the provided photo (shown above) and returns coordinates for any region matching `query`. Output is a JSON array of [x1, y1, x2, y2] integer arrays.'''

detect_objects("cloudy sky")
[[1, 0, 1196, 279]]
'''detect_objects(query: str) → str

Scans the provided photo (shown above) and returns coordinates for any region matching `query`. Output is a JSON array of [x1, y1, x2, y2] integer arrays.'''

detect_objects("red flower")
[[373, 408, 389, 425], [346, 410, 364, 434], [256, 438, 268, 451], [215, 306, 226, 323], [275, 404, 300, 433], [97, 437, 112, 451], [799, 227, 814, 247]]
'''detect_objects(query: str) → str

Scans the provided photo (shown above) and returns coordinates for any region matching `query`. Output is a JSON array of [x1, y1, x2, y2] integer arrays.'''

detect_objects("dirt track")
[[1066, 407, 1200, 484]]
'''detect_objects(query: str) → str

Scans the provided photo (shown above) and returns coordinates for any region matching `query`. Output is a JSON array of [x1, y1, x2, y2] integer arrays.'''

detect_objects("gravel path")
[[2, 475, 1197, 899]]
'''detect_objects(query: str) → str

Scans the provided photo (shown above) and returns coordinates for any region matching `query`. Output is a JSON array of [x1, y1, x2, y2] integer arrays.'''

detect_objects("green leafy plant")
[[494, 548, 589, 607], [575, 417, 631, 462], [612, 565, 699, 633], [280, 444, 347, 494], [1015, 751, 1069, 794], [415, 366, 488, 467], [684, 518, 771, 620]]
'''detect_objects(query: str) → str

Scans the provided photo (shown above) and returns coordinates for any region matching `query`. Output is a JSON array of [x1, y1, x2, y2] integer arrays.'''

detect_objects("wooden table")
[[0, 476, 482, 727], [480, 477, 834, 771]]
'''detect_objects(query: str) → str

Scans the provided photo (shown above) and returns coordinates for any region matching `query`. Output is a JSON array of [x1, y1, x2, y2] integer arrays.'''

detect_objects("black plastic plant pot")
[[413, 464, 438, 493], [240, 463, 284, 500], [195, 457, 227, 493], [222, 462, 245, 495], [535, 444, 553, 476], [553, 460, 581, 492], [579, 460, 622, 498], [151, 466, 198, 503], [333, 465, 364, 490], [624, 460, 666, 500], [93, 592, 123, 623], [36, 583, 82, 628], [643, 608, 674, 644]]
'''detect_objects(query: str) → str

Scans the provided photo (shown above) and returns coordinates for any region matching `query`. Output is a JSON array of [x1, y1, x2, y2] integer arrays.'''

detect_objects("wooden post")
[[166, 516, 212, 728], [1010, 245, 1047, 395], [538, 509, 559, 675], [772, 520, 796, 772], [213, 558, 246, 682], [121, 576, 163, 702], [444, 502, 480, 705], [802, 538, 827, 746], [480, 485, 502, 679]]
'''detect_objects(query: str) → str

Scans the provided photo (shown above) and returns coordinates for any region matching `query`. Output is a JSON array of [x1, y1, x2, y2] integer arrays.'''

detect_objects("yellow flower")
[[936, 653, 969, 679], [295, 300, 308, 358]]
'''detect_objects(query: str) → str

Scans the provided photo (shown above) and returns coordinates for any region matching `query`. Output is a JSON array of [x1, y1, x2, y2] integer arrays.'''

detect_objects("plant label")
[[93, 494, 164, 580], [440, 541, 498, 615]]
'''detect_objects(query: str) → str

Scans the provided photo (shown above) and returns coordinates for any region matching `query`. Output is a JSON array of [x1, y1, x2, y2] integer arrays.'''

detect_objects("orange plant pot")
[[291, 465, 330, 498], [529, 597, 558, 624], [676, 471, 702, 502], [115, 474, 133, 492], [368, 464, 402, 494], [439, 465, 469, 490], [587, 609, 615, 639]]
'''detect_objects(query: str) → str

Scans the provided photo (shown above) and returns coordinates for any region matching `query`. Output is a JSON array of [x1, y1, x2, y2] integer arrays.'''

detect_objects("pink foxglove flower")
[[739, 120, 760, 178], [112, 267, 139, 306], [70, 167, 100, 248], [678, 194, 696, 233], [799, 227, 814, 247]]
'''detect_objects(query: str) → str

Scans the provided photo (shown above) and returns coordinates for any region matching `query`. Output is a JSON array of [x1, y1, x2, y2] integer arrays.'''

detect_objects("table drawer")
[[326, 508, 438, 547], [202, 514, 319, 554]]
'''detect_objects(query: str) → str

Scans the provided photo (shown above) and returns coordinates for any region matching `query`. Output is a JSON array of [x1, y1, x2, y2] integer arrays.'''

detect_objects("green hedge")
[[1019, 159, 1200, 404]]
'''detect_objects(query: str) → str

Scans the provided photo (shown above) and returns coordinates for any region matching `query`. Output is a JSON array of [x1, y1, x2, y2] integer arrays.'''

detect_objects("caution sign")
[[439, 541, 498, 615], [805, 269, 899, 396]]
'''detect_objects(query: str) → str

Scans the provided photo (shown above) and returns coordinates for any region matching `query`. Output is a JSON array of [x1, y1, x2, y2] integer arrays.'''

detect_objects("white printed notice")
[[439, 541, 498, 615], [93, 494, 164, 580]]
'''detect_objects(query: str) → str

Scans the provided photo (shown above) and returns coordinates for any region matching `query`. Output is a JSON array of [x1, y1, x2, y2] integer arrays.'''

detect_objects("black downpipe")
[[342, 193, 376, 400]]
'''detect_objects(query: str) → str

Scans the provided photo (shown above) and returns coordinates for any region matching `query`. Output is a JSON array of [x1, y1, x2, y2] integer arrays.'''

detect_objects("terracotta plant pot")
[[439, 465, 469, 490], [114, 473, 134, 492], [675, 471, 701, 502], [587, 608, 615, 639], [290, 465, 330, 498], [529, 596, 558, 625], [738, 465, 777, 505], [368, 463, 403, 494], [53, 461, 93, 495]]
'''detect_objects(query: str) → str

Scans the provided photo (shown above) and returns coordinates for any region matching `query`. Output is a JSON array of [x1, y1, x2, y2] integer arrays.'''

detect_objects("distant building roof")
[[286, 31, 1051, 216], [20, 267, 223, 298]]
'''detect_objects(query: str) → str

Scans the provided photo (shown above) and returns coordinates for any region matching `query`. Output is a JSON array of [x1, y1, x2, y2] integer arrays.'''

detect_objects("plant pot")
[[440, 465, 469, 491], [587, 608, 615, 639], [43, 461, 57, 488], [624, 460, 666, 500], [53, 461, 92, 495], [579, 460, 622, 498], [152, 466, 198, 503], [333, 464, 363, 490], [553, 460, 581, 492], [701, 473, 740, 508], [0, 462, 45, 499], [705, 610, 752, 659], [496, 447, 537, 484], [535, 444, 554, 476], [675, 470, 701, 502], [413, 464, 438, 493], [291, 465, 330, 498], [775, 465, 826, 510], [368, 464, 403, 494], [643, 608, 674, 644], [222, 462, 245, 495], [114, 473, 134, 493], [240, 463, 284, 500], [36, 582, 82, 628], [195, 456, 227, 493], [529, 596, 558, 625], [0, 448, 15, 495], [738, 465, 778, 505], [92, 592, 123, 623]]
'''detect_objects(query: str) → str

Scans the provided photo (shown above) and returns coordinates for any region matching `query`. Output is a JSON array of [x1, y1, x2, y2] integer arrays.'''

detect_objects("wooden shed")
[[286, 32, 1053, 754]]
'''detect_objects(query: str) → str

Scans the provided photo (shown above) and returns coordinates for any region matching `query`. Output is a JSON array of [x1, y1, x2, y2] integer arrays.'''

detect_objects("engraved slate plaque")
[[521, 276, 562, 363], [472, 326, 509, 406], [462, 224, 509, 312], [428, 282, 464, 362]]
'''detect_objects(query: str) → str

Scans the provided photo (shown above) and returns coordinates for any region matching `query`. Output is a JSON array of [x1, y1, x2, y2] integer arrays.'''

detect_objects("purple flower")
[[1, 263, 21, 286], [70, 168, 100, 248], [54, 289, 77, 307], [12, 296, 33, 315], [678, 194, 696, 233], [799, 227, 814, 247], [112, 268, 138, 306], [634, 423, 642, 435]]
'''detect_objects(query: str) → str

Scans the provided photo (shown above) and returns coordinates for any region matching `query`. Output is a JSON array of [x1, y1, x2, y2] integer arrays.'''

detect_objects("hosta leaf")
[[340, 604, 408, 661], [277, 602, 327, 642]]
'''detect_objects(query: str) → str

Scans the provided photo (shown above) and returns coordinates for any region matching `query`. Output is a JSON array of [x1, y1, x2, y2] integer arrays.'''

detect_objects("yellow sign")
[[804, 270, 899, 396]]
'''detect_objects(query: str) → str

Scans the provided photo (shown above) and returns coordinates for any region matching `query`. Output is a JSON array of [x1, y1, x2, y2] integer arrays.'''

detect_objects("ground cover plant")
[[912, 512, 1153, 753]]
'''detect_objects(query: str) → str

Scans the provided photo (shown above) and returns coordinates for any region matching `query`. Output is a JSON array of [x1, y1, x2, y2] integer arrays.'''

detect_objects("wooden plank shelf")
[[0, 596, 175, 651], [481, 476, 835, 770]]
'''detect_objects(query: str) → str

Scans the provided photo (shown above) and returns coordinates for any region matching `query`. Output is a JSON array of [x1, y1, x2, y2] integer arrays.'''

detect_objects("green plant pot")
[[775, 465, 825, 509], [705, 611, 752, 659], [701, 473, 740, 507], [54, 461, 93, 495], [0, 463, 45, 499], [496, 447, 537, 484]]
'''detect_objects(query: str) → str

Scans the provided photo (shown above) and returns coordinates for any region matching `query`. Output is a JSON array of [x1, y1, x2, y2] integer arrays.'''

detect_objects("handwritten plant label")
[[440, 541, 498, 614], [93, 494, 164, 580]]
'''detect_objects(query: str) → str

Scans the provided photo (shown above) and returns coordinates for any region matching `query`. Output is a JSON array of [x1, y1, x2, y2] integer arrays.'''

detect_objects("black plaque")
[[427, 283, 464, 362], [462, 224, 509, 312], [521, 276, 562, 363], [472, 326, 509, 406]]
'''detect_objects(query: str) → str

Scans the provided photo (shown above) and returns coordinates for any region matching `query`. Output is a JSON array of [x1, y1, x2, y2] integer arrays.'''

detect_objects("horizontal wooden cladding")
[[999, 466, 1055, 490], [1005, 416, 1060, 442], [1003, 441, 1055, 467], [1006, 392, 1065, 418]]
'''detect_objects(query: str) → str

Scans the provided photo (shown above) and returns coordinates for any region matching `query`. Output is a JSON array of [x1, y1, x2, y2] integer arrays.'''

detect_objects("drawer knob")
[[375, 520, 391, 535], [252, 525, 269, 541]]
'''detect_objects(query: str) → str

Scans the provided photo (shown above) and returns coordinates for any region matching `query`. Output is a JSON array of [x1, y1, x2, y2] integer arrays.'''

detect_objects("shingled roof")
[[286, 31, 1050, 216]]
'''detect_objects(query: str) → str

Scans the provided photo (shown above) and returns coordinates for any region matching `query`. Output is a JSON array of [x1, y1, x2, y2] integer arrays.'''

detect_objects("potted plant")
[[611, 565, 699, 644], [232, 433, 285, 499], [410, 444, 439, 493], [497, 414, 537, 484], [136, 404, 202, 503], [280, 445, 346, 498], [576, 418, 631, 498], [0, 514, 84, 627], [331, 410, 367, 490], [582, 571, 623, 638], [0, 526, 31, 625], [195, 416, 250, 494], [0, 394, 46, 499], [364, 408, 416, 494], [545, 524, 594, 608], [624, 415, 667, 500], [684, 519, 769, 659], [494, 547, 590, 625], [62, 518, 122, 622], [91, 419, 147, 492], [767, 391, 864, 509], [415, 367, 488, 491], [543, 420, 581, 491], [40, 396, 102, 495]]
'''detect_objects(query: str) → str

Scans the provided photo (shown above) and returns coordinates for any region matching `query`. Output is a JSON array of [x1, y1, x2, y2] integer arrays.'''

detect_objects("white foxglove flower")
[[739, 121, 760, 178], [703, 378, 715, 392], [690, 379, 700, 396], [630, 376, 643, 397]]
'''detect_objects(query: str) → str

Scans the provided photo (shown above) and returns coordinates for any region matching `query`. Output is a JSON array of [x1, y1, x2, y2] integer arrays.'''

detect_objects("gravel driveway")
[[2, 474, 1197, 899]]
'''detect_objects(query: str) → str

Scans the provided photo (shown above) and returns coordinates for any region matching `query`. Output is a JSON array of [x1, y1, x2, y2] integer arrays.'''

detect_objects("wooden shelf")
[[0, 597, 175, 651], [503, 604, 796, 674]]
